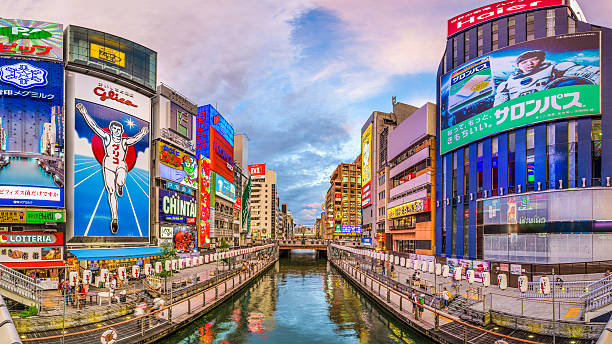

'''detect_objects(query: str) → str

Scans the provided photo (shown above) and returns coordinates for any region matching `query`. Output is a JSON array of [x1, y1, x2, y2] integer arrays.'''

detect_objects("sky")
[[4, 0, 612, 226]]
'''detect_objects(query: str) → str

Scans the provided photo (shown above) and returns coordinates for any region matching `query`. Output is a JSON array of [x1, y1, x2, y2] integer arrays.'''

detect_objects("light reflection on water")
[[156, 250, 433, 344]]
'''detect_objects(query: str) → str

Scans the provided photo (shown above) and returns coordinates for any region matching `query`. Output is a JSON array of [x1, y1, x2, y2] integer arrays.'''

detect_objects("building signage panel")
[[440, 32, 600, 154], [172, 226, 197, 253], [447, 0, 563, 37], [159, 189, 196, 224], [200, 104, 234, 147], [195, 107, 210, 160], [198, 156, 211, 247], [215, 174, 236, 202], [164, 180, 194, 196], [248, 164, 265, 180], [170, 102, 193, 140], [72, 73, 151, 238], [26, 210, 64, 223], [160, 225, 173, 239], [157, 141, 197, 190], [361, 122, 372, 208], [361, 238, 372, 245], [482, 193, 547, 226], [387, 198, 431, 219], [0, 245, 62, 262], [0, 19, 63, 60], [0, 232, 62, 245], [211, 128, 234, 182], [341, 225, 361, 234]]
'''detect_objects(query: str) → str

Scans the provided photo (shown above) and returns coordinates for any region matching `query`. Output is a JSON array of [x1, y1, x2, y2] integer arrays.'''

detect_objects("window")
[[569, 120, 578, 188], [464, 31, 469, 58], [492, 21, 499, 50], [508, 132, 515, 192], [527, 13, 535, 40], [508, 17, 516, 45], [452, 151, 457, 197], [453, 36, 458, 68], [477, 26, 483, 56], [592, 119, 602, 186], [464, 148, 469, 195], [547, 123, 555, 190], [378, 207, 386, 217], [526, 127, 535, 192], [546, 9, 555, 37], [379, 173, 385, 185], [477, 142, 483, 193], [492, 136, 498, 196], [568, 17, 576, 34], [378, 191, 385, 200]]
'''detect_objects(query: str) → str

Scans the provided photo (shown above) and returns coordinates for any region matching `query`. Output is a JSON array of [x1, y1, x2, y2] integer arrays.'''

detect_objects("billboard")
[[248, 164, 265, 180], [0, 19, 63, 61], [447, 0, 563, 37], [341, 225, 361, 234], [361, 122, 372, 208], [211, 128, 234, 182], [155, 84, 196, 154], [66, 26, 157, 90], [387, 198, 431, 219], [172, 226, 197, 253], [0, 209, 64, 224], [195, 107, 210, 160], [440, 32, 600, 154], [0, 59, 64, 207], [215, 174, 236, 203], [198, 156, 211, 247], [158, 188, 197, 224], [157, 141, 197, 190], [71, 73, 151, 239], [199, 104, 234, 147]]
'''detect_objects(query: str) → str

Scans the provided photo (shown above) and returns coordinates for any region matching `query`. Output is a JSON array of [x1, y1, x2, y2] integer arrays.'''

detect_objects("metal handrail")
[[0, 264, 42, 304], [520, 280, 590, 298]]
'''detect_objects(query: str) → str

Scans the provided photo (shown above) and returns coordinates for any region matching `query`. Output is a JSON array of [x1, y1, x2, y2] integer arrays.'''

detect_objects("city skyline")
[[3, 0, 612, 225]]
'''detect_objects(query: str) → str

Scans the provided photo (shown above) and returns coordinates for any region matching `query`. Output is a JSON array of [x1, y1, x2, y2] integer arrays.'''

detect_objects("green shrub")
[[17, 305, 38, 318]]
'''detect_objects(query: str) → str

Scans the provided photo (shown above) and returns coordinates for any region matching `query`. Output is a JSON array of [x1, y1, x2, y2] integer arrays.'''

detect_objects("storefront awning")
[[1, 261, 65, 269], [68, 247, 163, 261]]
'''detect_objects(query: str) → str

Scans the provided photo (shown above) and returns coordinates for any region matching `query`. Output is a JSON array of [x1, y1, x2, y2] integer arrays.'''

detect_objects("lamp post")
[[552, 268, 556, 344]]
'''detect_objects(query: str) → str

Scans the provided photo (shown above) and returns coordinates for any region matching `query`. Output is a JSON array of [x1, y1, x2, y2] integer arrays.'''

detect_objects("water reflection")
[[156, 250, 432, 344]]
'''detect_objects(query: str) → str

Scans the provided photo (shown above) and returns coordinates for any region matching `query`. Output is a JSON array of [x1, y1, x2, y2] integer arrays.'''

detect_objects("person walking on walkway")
[[418, 293, 425, 318], [412, 291, 419, 318], [442, 287, 450, 310]]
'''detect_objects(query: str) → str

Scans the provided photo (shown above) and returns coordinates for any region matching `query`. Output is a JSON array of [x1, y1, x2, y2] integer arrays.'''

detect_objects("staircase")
[[0, 264, 42, 309], [582, 274, 612, 321]]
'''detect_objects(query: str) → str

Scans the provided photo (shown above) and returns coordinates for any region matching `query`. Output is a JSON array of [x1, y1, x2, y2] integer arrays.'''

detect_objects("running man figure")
[[76, 103, 149, 234]]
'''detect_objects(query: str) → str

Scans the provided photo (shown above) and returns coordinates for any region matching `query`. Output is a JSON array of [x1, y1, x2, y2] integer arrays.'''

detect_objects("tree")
[[155, 243, 178, 278]]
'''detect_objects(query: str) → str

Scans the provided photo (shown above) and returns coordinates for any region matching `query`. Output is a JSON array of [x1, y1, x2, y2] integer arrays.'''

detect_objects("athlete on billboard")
[[76, 103, 149, 234], [494, 50, 600, 106]]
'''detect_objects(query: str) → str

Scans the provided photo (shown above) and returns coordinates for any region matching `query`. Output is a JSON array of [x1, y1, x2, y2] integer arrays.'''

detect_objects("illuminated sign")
[[387, 198, 431, 219], [248, 164, 266, 180], [158, 142, 197, 190], [0, 20, 63, 60], [0, 232, 62, 245], [195, 107, 210, 160], [26, 210, 64, 224], [164, 180, 194, 196], [440, 32, 600, 154], [0, 62, 48, 89], [447, 0, 563, 37], [90, 43, 125, 67], [361, 122, 372, 208], [198, 156, 211, 247], [211, 128, 234, 182], [341, 225, 361, 234], [159, 189, 196, 224], [0, 210, 25, 223], [215, 174, 235, 203], [160, 226, 173, 239]]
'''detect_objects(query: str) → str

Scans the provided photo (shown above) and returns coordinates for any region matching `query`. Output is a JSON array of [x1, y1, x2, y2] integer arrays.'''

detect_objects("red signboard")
[[211, 128, 234, 182], [248, 164, 266, 179], [0, 232, 63, 246], [234, 198, 242, 210], [447, 0, 563, 37], [361, 181, 372, 208]]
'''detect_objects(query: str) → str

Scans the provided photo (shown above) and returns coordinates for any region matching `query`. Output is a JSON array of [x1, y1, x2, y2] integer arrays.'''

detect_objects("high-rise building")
[[325, 155, 362, 241], [361, 103, 419, 249], [437, 0, 612, 284], [250, 169, 277, 239], [234, 134, 250, 246], [386, 103, 436, 255]]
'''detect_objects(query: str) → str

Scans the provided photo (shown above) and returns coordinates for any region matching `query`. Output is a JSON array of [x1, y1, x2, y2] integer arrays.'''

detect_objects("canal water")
[[0, 157, 57, 187], [156, 250, 433, 344]]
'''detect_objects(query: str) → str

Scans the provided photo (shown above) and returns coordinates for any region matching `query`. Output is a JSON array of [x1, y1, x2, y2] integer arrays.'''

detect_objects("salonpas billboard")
[[440, 32, 600, 154]]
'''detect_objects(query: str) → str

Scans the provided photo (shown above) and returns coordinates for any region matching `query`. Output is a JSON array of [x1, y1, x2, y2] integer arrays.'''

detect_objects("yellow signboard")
[[361, 122, 372, 185], [0, 210, 26, 223], [90, 43, 125, 67], [387, 198, 431, 219]]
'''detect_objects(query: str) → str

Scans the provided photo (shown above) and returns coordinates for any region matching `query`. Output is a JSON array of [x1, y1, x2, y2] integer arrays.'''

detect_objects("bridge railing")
[[0, 263, 42, 306]]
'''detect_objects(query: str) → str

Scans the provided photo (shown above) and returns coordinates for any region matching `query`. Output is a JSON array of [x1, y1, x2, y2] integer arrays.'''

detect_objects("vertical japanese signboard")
[[361, 122, 372, 208]]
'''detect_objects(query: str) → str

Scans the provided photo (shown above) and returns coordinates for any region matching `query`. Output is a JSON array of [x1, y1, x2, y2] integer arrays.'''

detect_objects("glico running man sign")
[[439, 32, 600, 155], [70, 72, 151, 239]]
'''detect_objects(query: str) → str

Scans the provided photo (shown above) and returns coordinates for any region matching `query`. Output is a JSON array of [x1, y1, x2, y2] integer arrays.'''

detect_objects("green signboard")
[[335, 224, 341, 233], [26, 210, 64, 224], [440, 31, 601, 154]]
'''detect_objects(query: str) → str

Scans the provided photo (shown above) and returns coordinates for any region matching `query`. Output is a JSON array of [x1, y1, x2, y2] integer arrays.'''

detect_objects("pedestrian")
[[419, 293, 425, 317], [151, 296, 165, 322], [110, 275, 118, 303], [412, 291, 419, 318], [134, 297, 147, 316], [381, 261, 386, 276], [442, 287, 450, 310], [371, 257, 375, 271], [604, 269, 611, 278], [390, 264, 395, 279], [67, 282, 75, 306]]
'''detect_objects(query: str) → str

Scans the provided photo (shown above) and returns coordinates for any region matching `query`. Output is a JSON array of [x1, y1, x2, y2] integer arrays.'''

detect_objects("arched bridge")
[[278, 239, 363, 251]]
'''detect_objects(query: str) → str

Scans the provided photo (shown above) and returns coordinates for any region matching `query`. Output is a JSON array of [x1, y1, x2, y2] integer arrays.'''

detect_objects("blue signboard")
[[165, 180, 194, 195], [342, 225, 361, 234], [159, 188, 197, 224], [361, 238, 372, 245], [215, 174, 235, 203], [198, 104, 233, 147], [195, 106, 210, 159], [0, 59, 64, 207]]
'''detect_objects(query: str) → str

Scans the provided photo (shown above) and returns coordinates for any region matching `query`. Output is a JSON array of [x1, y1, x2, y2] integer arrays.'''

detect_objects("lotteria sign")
[[447, 0, 563, 37], [0, 232, 62, 245]]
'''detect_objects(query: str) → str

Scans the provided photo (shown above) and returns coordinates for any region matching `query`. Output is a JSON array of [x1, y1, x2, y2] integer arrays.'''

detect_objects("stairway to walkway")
[[0, 264, 42, 309]]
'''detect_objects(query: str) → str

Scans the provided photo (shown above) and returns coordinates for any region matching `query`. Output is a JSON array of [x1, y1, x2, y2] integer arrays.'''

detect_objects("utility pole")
[[552, 268, 556, 344]]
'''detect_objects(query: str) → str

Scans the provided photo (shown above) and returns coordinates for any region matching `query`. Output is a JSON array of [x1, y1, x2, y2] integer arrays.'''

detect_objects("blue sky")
[[5, 0, 612, 226]]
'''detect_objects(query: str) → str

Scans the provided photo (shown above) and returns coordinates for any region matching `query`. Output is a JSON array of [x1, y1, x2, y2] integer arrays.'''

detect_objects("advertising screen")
[[199, 104, 234, 147], [447, 0, 563, 37], [158, 188, 197, 224], [157, 141, 197, 190], [0, 59, 64, 207], [67, 26, 157, 90], [248, 164, 265, 180], [361, 122, 372, 208], [170, 102, 193, 139], [172, 226, 197, 253], [211, 128, 234, 182], [0, 19, 63, 60], [198, 156, 211, 247], [440, 32, 600, 154], [0, 246, 63, 263], [387, 198, 431, 219], [195, 107, 210, 160], [215, 174, 236, 203], [72, 73, 150, 239]]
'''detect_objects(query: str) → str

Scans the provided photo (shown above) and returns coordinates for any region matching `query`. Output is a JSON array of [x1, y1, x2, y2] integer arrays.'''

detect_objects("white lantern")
[[540, 276, 551, 295], [428, 261, 435, 274], [394, 256, 399, 265], [467, 269, 475, 284], [435, 263, 442, 276], [205, 255, 210, 263], [118, 267, 127, 281], [69, 271, 79, 286], [482, 272, 491, 287], [101, 269, 110, 283], [498, 274, 508, 290], [185, 258, 191, 268], [145, 263, 153, 276], [83, 270, 93, 285], [518, 275, 528, 292], [421, 262, 428, 273], [192, 257, 198, 266], [165, 260, 172, 272], [171, 260, 178, 271], [178, 259, 185, 269], [132, 265, 140, 278], [199, 256, 204, 265], [442, 265, 450, 278], [400, 257, 405, 267], [406, 259, 412, 269], [454, 266, 463, 281], [413, 260, 420, 270], [155, 262, 162, 274]]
